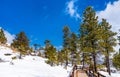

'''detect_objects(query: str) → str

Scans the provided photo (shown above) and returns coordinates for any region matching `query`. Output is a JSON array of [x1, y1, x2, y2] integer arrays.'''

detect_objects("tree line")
[[0, 6, 120, 75]]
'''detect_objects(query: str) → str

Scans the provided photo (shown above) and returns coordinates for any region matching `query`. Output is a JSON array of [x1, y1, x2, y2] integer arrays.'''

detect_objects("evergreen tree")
[[44, 40, 57, 66], [79, 6, 100, 72], [44, 40, 51, 49], [45, 45, 57, 66], [57, 49, 65, 66], [34, 44, 40, 50], [70, 32, 78, 65], [33, 44, 40, 53], [79, 24, 87, 69], [62, 26, 71, 67], [44, 40, 51, 58], [0, 28, 7, 44], [99, 19, 117, 75], [11, 32, 29, 59], [112, 52, 120, 70]]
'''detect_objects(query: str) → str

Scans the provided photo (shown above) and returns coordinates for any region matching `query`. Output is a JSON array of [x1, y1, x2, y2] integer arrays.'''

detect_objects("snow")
[[99, 71, 120, 77], [0, 45, 71, 77], [0, 45, 17, 61], [1, 45, 120, 77]]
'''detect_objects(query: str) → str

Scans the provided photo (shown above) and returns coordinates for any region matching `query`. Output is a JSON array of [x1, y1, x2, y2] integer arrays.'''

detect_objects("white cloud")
[[97, 0, 120, 52], [66, 0, 80, 19], [0, 27, 15, 44], [97, 0, 120, 32]]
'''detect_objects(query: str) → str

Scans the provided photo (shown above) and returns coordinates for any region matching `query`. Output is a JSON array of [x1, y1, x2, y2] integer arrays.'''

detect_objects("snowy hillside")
[[0, 45, 70, 77], [99, 71, 120, 77], [0, 45, 17, 61]]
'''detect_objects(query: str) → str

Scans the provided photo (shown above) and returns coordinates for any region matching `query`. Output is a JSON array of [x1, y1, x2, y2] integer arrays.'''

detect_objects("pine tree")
[[33, 44, 40, 53], [79, 24, 87, 69], [69, 32, 78, 65], [0, 28, 7, 44], [11, 32, 29, 59], [44, 40, 50, 49], [44, 40, 57, 66], [44, 40, 51, 58], [57, 49, 65, 66], [99, 19, 117, 75], [62, 26, 71, 68], [34, 44, 40, 50], [112, 52, 120, 70], [45, 45, 57, 66], [79, 6, 100, 72]]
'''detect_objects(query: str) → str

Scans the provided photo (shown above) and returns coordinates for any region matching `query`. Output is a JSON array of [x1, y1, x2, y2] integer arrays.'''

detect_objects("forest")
[[0, 6, 120, 76]]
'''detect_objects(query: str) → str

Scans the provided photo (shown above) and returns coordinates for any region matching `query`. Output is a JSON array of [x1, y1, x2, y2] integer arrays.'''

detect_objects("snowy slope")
[[99, 71, 120, 77], [0, 45, 70, 77], [0, 45, 18, 61]]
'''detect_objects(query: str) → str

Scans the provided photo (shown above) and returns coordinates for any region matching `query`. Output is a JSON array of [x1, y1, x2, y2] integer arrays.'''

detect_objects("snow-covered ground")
[[1, 45, 120, 77], [0, 45, 71, 77], [99, 71, 120, 77]]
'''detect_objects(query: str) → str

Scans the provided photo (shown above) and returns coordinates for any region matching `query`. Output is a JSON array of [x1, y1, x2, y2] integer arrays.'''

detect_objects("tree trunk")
[[72, 59, 73, 66], [65, 49, 69, 68], [106, 50, 111, 75], [66, 60, 68, 67], [105, 56, 108, 71], [19, 53, 22, 59], [82, 53, 85, 70], [91, 41, 97, 73], [93, 52, 97, 72], [71, 52, 74, 66]]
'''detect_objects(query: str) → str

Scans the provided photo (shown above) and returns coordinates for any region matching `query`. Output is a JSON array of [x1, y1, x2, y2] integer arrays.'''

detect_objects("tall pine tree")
[[0, 28, 7, 44], [70, 32, 78, 65], [99, 19, 117, 75], [63, 26, 71, 68], [44, 40, 57, 66], [11, 32, 29, 58], [44, 40, 51, 58], [57, 49, 65, 66], [79, 6, 100, 72]]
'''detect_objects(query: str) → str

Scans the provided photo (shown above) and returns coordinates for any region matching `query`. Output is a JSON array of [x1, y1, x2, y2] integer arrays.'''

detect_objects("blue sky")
[[0, 0, 118, 48]]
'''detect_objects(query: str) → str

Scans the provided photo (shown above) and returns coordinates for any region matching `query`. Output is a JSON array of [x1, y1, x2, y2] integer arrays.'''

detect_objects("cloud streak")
[[66, 0, 80, 19]]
